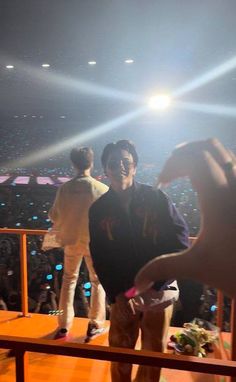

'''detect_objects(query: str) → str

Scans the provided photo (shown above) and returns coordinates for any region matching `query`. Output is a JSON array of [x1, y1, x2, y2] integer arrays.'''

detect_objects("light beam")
[[5, 107, 147, 169], [174, 101, 236, 118], [173, 55, 236, 98]]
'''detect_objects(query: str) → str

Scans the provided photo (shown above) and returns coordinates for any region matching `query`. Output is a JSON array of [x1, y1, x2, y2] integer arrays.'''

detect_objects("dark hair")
[[101, 140, 138, 169], [70, 147, 94, 170]]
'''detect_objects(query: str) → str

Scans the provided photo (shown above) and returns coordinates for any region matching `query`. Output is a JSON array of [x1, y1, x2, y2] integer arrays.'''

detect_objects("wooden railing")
[[0, 335, 236, 382], [0, 228, 235, 382]]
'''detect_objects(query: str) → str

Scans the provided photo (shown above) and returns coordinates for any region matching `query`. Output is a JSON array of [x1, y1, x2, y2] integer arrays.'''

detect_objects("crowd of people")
[[0, 167, 200, 235]]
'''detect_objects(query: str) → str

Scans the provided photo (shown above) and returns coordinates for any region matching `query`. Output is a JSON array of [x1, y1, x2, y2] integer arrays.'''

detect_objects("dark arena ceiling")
[[0, 0, 236, 169]]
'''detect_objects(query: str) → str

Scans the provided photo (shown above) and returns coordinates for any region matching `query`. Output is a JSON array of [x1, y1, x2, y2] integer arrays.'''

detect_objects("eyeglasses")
[[107, 158, 134, 170]]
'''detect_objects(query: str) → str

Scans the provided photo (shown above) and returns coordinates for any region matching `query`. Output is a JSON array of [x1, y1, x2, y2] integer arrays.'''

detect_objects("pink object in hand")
[[124, 286, 137, 298]]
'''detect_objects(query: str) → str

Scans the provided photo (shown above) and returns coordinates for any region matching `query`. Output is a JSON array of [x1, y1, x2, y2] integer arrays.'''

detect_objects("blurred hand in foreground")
[[135, 138, 236, 298]]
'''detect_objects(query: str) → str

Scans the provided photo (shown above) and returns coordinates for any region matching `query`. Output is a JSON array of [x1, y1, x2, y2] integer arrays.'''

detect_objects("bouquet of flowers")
[[169, 320, 219, 357]]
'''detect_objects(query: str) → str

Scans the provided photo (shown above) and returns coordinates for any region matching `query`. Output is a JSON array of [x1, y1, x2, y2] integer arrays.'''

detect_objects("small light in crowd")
[[148, 94, 171, 110], [84, 282, 91, 289], [46, 274, 53, 280], [32, 115, 36, 118], [1, 203, 5, 206], [29, 202, 34, 205], [7, 270, 14, 276], [60, 115, 66, 119], [14, 115, 19, 118], [210, 305, 217, 312], [16, 222, 21, 227], [16, 194, 20, 197], [45, 218, 50, 222], [88, 61, 96, 65], [23, 115, 27, 118], [84, 291, 91, 297], [31, 250, 37, 256], [32, 215, 38, 220], [124, 59, 134, 64], [39, 115, 44, 119], [6, 65, 14, 69], [55, 264, 63, 271], [42, 63, 50, 68]]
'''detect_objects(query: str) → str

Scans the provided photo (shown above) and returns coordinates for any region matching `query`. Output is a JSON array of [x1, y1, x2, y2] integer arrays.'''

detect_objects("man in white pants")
[[49, 146, 108, 339]]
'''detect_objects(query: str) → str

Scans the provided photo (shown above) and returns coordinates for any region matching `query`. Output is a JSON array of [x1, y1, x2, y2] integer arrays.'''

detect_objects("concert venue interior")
[[0, 1, 236, 381]]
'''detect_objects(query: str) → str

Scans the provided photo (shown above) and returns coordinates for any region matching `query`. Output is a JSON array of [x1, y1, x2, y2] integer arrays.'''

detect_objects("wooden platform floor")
[[0, 311, 232, 382]]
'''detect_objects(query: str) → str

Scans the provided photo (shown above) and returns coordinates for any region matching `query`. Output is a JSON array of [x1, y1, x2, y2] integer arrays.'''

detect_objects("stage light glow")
[[6, 107, 147, 168], [88, 61, 96, 65], [173, 55, 236, 98], [174, 101, 236, 118], [42, 63, 50, 68], [148, 94, 171, 110], [125, 59, 134, 64], [6, 65, 14, 69]]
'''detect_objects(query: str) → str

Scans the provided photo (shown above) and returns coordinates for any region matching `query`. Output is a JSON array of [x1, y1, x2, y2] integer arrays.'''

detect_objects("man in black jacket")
[[89, 140, 189, 382]]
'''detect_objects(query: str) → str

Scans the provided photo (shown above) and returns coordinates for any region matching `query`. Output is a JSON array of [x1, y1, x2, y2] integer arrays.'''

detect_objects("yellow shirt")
[[49, 176, 108, 247]]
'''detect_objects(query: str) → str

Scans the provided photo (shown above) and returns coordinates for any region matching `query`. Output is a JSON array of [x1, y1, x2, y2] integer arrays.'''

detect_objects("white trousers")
[[58, 243, 106, 330]]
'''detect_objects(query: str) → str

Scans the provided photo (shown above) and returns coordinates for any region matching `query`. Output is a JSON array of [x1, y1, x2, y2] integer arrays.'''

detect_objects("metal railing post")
[[231, 298, 236, 382], [15, 350, 29, 382], [231, 299, 236, 359], [19, 233, 29, 317], [217, 290, 224, 330]]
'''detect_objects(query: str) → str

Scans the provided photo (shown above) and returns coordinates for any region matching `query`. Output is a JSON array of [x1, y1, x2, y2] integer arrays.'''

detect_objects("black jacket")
[[89, 182, 189, 303]]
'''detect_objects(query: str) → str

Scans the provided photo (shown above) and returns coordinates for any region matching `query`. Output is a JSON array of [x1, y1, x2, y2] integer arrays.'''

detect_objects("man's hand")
[[135, 138, 236, 298]]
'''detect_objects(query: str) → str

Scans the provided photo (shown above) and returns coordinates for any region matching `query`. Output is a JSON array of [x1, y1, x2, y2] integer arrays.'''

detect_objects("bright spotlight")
[[6, 65, 14, 69], [125, 59, 134, 64], [148, 94, 171, 110], [42, 63, 50, 68], [88, 61, 96, 65]]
